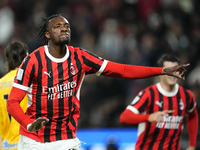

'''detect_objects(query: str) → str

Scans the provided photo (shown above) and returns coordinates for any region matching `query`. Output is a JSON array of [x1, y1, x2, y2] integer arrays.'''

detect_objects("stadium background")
[[0, 0, 199, 150]]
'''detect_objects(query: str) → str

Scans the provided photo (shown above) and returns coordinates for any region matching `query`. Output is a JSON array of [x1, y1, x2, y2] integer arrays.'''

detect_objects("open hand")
[[27, 117, 49, 132], [162, 63, 190, 80]]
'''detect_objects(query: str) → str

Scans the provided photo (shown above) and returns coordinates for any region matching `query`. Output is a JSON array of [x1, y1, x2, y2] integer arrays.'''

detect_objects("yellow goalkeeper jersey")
[[0, 70, 27, 150]]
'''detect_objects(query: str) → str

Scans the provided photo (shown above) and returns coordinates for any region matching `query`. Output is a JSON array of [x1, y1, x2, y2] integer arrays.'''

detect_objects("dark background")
[[0, 0, 199, 149]]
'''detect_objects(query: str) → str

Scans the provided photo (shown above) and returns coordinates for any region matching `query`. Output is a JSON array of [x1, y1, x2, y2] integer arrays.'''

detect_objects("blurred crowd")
[[0, 0, 200, 144]]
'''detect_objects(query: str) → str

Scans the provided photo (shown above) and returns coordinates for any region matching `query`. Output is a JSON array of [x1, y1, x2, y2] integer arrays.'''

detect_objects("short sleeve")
[[13, 56, 35, 91], [80, 48, 108, 76], [127, 89, 150, 113]]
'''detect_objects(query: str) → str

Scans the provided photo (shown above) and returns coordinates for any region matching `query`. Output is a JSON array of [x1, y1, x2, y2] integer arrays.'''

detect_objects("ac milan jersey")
[[127, 83, 196, 150], [12, 45, 107, 143]]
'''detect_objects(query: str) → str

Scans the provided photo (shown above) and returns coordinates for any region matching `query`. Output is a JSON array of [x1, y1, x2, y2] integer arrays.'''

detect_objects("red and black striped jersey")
[[126, 83, 196, 150], [12, 45, 107, 143]]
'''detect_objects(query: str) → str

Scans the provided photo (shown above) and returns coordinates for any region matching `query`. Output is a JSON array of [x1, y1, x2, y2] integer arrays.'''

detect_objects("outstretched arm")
[[102, 61, 189, 80]]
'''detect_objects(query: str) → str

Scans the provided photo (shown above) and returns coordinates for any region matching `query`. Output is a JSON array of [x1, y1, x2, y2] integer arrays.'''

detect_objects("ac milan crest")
[[70, 65, 76, 75], [179, 99, 184, 110]]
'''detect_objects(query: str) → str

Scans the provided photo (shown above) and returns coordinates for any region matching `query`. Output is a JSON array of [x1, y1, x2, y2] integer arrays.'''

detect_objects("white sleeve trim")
[[76, 73, 85, 100], [187, 102, 197, 113], [95, 60, 108, 76], [13, 83, 29, 91], [126, 105, 139, 114]]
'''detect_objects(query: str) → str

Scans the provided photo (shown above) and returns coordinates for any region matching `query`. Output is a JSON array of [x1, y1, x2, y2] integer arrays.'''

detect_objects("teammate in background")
[[0, 41, 28, 150], [7, 14, 189, 150], [120, 54, 198, 150]]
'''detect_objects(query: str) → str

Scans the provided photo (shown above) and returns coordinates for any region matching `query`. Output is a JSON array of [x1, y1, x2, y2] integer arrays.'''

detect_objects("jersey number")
[[3, 94, 11, 121]]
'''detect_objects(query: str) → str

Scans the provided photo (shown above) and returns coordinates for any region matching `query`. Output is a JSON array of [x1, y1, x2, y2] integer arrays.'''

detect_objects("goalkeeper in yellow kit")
[[0, 41, 28, 150]]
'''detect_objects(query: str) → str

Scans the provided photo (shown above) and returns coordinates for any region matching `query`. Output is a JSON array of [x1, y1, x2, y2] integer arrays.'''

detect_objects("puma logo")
[[155, 101, 163, 108], [44, 71, 51, 78]]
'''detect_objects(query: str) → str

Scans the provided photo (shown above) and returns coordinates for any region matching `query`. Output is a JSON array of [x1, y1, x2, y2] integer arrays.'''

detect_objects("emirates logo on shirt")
[[156, 115, 183, 129], [42, 81, 77, 100], [70, 65, 76, 75]]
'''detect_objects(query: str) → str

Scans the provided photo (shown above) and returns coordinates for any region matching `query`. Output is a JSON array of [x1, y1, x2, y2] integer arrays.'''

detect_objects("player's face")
[[161, 61, 179, 86], [46, 16, 71, 45]]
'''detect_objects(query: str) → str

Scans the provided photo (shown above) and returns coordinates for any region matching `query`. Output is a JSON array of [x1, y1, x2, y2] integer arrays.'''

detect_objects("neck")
[[48, 43, 66, 58], [160, 82, 176, 92]]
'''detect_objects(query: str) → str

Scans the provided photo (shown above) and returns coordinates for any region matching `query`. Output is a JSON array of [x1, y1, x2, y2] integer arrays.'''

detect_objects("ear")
[[45, 31, 51, 39]]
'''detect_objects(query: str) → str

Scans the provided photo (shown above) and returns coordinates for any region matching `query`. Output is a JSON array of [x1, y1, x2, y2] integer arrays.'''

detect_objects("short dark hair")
[[4, 41, 28, 72], [36, 14, 64, 44], [157, 54, 180, 67]]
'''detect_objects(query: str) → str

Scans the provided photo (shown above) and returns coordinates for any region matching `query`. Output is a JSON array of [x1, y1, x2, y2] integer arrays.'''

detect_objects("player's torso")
[[26, 46, 85, 119], [17, 45, 105, 142], [18, 46, 87, 142], [136, 83, 190, 150]]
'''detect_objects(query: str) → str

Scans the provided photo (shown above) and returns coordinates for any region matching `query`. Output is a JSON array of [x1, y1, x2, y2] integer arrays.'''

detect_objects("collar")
[[156, 83, 179, 97], [44, 45, 69, 63]]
